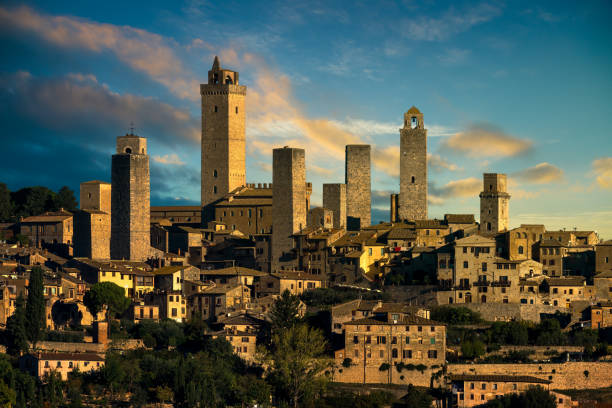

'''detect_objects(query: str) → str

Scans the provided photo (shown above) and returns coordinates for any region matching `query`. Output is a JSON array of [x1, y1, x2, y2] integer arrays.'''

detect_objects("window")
[[368, 248, 372, 256], [376, 336, 386, 344], [235, 106, 238, 114], [405, 336, 410, 344], [463, 261, 469, 269], [482, 262, 487, 272], [214, 105, 218, 112], [403, 349, 412, 358], [430, 338, 435, 344], [518, 246, 524, 254], [57, 361, 62, 368], [418, 326, 422, 332], [379, 350, 384, 358], [391, 336, 397, 344], [392, 349, 398, 358], [69, 362, 73, 368], [463, 247, 467, 253], [213, 169, 218, 177], [430, 326, 435, 332], [411, 176, 415, 183], [493, 384, 497, 390], [470, 383, 475, 390], [482, 383, 486, 390], [353, 336, 359, 344]]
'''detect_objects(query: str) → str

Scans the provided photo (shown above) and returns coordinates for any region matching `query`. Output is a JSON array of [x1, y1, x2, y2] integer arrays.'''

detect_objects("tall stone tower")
[[111, 133, 150, 261], [323, 183, 346, 230], [74, 181, 111, 259], [345, 145, 371, 231], [201, 56, 246, 213], [479, 173, 510, 234], [399, 106, 428, 221], [272, 147, 306, 271]]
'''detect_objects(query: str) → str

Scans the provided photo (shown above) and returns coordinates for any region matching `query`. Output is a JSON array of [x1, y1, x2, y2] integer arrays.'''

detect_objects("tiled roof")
[[595, 271, 612, 279], [343, 314, 442, 326], [444, 214, 475, 224], [546, 277, 585, 287], [22, 210, 72, 223], [34, 352, 104, 361], [203, 266, 267, 277], [81, 180, 110, 185], [387, 228, 417, 240], [272, 271, 326, 281], [449, 374, 550, 384], [414, 219, 447, 229], [540, 239, 564, 247]]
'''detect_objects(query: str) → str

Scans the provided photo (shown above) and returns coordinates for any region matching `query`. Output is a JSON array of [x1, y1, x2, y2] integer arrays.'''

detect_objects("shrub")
[[379, 363, 390, 371]]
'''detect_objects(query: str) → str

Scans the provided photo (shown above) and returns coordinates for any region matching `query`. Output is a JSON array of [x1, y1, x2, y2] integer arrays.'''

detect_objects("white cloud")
[[153, 154, 185, 166]]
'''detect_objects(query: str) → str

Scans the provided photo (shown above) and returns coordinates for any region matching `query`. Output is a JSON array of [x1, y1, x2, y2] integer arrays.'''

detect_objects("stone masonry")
[[272, 147, 306, 271], [479, 173, 510, 234], [80, 181, 111, 214], [111, 133, 150, 261], [345, 145, 371, 231], [74, 181, 111, 259], [201, 56, 246, 211], [399, 106, 427, 221], [323, 183, 346, 230]]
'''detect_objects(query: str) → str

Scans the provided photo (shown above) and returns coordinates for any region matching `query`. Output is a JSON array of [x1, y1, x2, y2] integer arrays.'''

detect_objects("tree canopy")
[[270, 289, 301, 332], [25, 266, 45, 346], [83, 282, 131, 320], [485, 386, 556, 408]]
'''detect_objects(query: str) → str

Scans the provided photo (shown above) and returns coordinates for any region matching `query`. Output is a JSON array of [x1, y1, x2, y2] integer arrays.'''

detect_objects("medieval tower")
[[323, 183, 346, 230], [272, 147, 306, 271], [111, 133, 150, 261], [74, 181, 111, 259], [399, 106, 428, 221], [479, 173, 510, 234], [345, 145, 371, 230], [200, 56, 246, 214]]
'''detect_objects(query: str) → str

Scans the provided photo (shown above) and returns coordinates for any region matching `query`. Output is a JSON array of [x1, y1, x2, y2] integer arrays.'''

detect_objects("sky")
[[1, 1, 611, 238]]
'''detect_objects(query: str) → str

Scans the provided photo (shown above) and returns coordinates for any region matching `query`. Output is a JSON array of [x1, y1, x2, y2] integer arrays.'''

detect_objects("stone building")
[[111, 132, 150, 261], [272, 147, 307, 271], [399, 107, 428, 221], [201, 56, 246, 213], [211, 314, 266, 362], [150, 205, 201, 225], [307, 207, 333, 229], [335, 311, 446, 384], [20, 352, 105, 380], [74, 181, 111, 259], [323, 183, 346, 230], [506, 224, 546, 261], [479, 173, 510, 234], [20, 210, 73, 256], [345, 145, 371, 230], [591, 302, 612, 329]]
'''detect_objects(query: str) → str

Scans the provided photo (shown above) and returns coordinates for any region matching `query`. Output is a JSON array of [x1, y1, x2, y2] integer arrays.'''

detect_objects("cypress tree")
[[6, 293, 28, 355], [25, 266, 45, 346]]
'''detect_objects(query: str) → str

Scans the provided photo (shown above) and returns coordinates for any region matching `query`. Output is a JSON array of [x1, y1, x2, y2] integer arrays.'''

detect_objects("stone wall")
[[448, 362, 612, 390], [323, 183, 346, 230], [345, 145, 371, 230], [443, 302, 568, 323], [111, 137, 150, 261], [272, 147, 306, 271], [80, 181, 111, 214], [399, 110, 427, 221], [479, 173, 510, 234], [333, 364, 439, 387], [73, 210, 110, 259]]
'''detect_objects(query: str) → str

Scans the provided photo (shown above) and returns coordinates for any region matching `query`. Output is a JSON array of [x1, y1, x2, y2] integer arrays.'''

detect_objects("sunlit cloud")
[[593, 157, 612, 189], [153, 154, 185, 166], [512, 162, 563, 184], [440, 123, 532, 158]]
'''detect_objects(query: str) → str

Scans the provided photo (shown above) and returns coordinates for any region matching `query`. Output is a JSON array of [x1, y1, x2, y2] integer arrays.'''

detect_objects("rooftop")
[[449, 374, 551, 384]]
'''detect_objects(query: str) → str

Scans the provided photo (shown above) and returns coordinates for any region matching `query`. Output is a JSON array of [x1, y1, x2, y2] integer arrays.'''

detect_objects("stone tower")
[[479, 173, 510, 234], [111, 133, 150, 261], [323, 183, 346, 230], [272, 147, 306, 271], [201, 56, 246, 211], [399, 106, 428, 221], [345, 145, 371, 231], [74, 181, 111, 259]]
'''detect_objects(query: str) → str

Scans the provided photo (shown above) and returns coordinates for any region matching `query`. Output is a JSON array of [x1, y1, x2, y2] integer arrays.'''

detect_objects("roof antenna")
[[129, 121, 135, 135]]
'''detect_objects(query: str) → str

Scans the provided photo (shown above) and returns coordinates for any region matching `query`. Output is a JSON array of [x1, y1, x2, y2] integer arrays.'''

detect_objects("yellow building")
[[20, 352, 105, 380]]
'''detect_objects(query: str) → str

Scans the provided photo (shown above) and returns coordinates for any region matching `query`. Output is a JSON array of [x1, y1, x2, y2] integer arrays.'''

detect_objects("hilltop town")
[[1, 57, 611, 408]]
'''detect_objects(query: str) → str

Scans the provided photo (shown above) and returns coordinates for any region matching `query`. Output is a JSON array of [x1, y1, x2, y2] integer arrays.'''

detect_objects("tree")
[[6, 293, 28, 355], [25, 266, 45, 346], [264, 324, 331, 408], [55, 186, 78, 211], [270, 289, 301, 332], [0, 183, 13, 222], [83, 282, 130, 321], [486, 386, 556, 408], [397, 384, 433, 408], [11, 186, 57, 218]]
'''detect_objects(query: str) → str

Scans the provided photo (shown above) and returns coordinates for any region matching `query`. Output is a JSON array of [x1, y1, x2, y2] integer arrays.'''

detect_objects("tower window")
[[411, 117, 418, 128], [235, 106, 238, 114], [411, 176, 415, 183], [214, 106, 218, 113], [213, 186, 217, 194], [489, 184, 493, 191], [125, 147, 132, 154], [487, 222, 492, 231], [213, 169, 218, 178], [226, 76, 233, 84]]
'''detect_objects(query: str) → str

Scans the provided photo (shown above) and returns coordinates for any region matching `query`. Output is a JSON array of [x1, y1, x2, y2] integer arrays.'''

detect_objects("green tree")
[[83, 282, 130, 321], [25, 266, 45, 346], [0, 183, 13, 222], [396, 384, 433, 408], [270, 289, 301, 332], [461, 340, 485, 360], [55, 186, 78, 211], [486, 386, 556, 408], [11, 186, 57, 218], [265, 324, 331, 408], [6, 293, 28, 355], [0, 380, 16, 408]]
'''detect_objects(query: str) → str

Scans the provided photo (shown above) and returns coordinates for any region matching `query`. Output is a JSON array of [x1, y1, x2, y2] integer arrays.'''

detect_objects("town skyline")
[[1, 1, 611, 238]]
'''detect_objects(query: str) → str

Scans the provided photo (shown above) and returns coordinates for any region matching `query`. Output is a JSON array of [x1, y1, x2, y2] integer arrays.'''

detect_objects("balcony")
[[491, 281, 511, 287], [453, 283, 471, 290], [473, 280, 490, 287]]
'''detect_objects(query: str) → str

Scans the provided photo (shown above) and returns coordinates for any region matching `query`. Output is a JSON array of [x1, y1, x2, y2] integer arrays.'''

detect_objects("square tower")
[[399, 106, 428, 221], [479, 173, 510, 234], [272, 147, 306, 271], [201, 56, 246, 211], [345, 145, 371, 231], [323, 183, 346, 230], [80, 181, 111, 214], [111, 132, 150, 261]]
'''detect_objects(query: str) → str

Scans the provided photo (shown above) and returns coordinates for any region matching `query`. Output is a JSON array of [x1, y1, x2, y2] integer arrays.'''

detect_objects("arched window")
[[487, 222, 492, 231], [225, 76, 233, 84], [213, 169, 218, 178], [489, 184, 493, 191], [516, 232, 520, 238], [518, 246, 524, 255], [125, 147, 132, 154], [411, 176, 415, 183]]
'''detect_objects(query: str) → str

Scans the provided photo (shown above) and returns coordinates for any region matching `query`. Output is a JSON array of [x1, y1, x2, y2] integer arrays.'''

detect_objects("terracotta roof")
[[595, 271, 612, 279], [203, 266, 267, 277], [388, 228, 417, 240], [414, 219, 447, 229], [152, 265, 191, 275], [22, 210, 72, 223], [81, 180, 110, 185], [343, 314, 442, 326], [449, 374, 550, 384], [540, 239, 564, 247], [272, 271, 326, 281], [202, 284, 243, 294], [546, 277, 585, 287], [219, 313, 265, 326], [444, 214, 475, 224], [455, 235, 495, 246]]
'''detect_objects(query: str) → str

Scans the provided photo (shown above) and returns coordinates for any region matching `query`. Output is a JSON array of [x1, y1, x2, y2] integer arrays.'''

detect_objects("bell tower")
[[201, 56, 246, 211], [399, 106, 428, 221]]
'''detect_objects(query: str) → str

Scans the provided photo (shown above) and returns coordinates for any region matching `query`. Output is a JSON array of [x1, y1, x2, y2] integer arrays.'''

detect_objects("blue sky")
[[1, 1, 611, 238]]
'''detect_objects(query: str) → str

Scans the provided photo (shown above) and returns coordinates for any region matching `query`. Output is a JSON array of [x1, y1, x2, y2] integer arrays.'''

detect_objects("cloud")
[[153, 154, 185, 166], [430, 177, 481, 198], [428, 153, 460, 172], [593, 157, 612, 189], [512, 162, 563, 184], [440, 123, 532, 158], [400, 3, 502, 41], [0, 5, 200, 100], [329, 118, 454, 138], [0, 71, 199, 149]]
